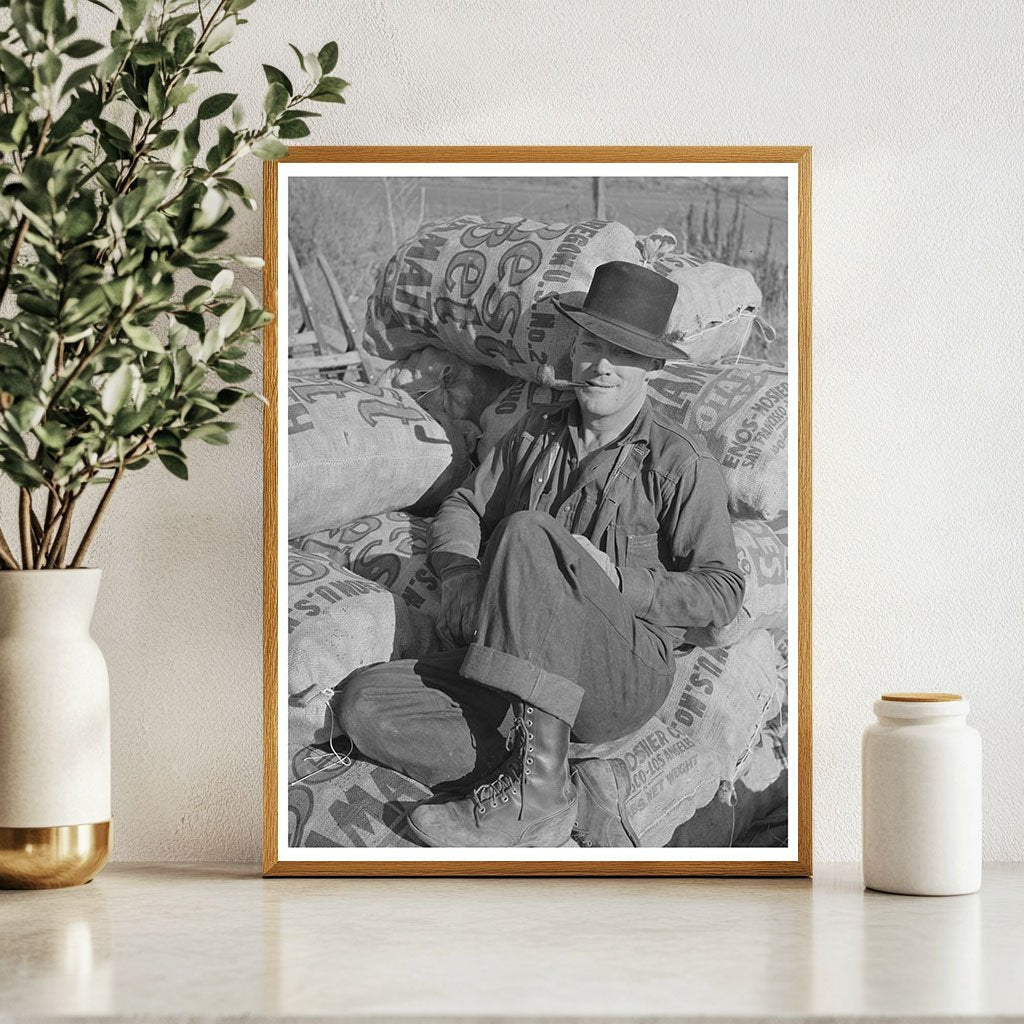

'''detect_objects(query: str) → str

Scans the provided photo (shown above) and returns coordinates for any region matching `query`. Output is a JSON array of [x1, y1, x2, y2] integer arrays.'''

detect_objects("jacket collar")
[[564, 392, 654, 456]]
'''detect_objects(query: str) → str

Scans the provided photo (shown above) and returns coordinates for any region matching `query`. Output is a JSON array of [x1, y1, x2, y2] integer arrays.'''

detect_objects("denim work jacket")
[[429, 393, 745, 647]]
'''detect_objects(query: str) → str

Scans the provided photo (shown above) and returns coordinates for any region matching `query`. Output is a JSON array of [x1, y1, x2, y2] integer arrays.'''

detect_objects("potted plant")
[[0, 0, 345, 887]]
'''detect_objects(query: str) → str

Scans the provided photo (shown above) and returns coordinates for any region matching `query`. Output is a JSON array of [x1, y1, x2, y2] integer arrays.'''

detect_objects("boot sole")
[[404, 797, 578, 849]]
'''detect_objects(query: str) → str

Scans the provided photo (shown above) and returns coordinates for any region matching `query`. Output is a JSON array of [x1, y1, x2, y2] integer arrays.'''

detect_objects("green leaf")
[[112, 405, 152, 435], [195, 186, 227, 228], [154, 429, 181, 452], [146, 74, 166, 117], [181, 285, 211, 310], [277, 120, 310, 140], [0, 346, 30, 371], [319, 75, 349, 93], [181, 365, 206, 391], [9, 399, 45, 432], [101, 365, 133, 415], [113, 188, 147, 228], [96, 43, 128, 81], [300, 50, 321, 80], [156, 359, 173, 392], [172, 26, 196, 64], [190, 422, 230, 445], [34, 421, 70, 448], [17, 292, 57, 317], [60, 62, 97, 96], [10, 0, 44, 52], [98, 118, 132, 148], [38, 51, 62, 86], [123, 322, 164, 353], [166, 82, 199, 107], [63, 38, 104, 58], [309, 88, 346, 104], [262, 64, 292, 94], [251, 137, 287, 160], [0, 50, 33, 86], [217, 296, 246, 340], [42, 0, 66, 33], [132, 42, 168, 66], [198, 91, 236, 119], [158, 452, 188, 479], [121, 0, 152, 33], [210, 269, 234, 294], [150, 128, 177, 149], [263, 81, 288, 118], [214, 362, 251, 383], [216, 388, 247, 408], [1, 456, 46, 487], [203, 16, 236, 53], [317, 41, 339, 75]]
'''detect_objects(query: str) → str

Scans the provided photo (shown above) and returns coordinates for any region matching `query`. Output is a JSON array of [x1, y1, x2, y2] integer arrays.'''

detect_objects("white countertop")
[[2, 862, 1021, 1021]]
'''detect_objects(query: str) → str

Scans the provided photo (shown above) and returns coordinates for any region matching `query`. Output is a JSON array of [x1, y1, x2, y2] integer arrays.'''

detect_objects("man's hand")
[[438, 570, 483, 648], [572, 534, 620, 587]]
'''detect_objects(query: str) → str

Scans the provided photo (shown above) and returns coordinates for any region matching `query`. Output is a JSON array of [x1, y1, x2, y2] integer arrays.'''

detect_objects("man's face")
[[570, 328, 660, 419]]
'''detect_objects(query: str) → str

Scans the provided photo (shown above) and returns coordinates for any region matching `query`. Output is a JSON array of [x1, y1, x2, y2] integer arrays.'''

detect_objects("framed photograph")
[[263, 147, 811, 877]]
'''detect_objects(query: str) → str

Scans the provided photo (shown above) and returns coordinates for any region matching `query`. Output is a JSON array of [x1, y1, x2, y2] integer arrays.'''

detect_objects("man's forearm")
[[429, 492, 485, 579], [618, 564, 745, 628]]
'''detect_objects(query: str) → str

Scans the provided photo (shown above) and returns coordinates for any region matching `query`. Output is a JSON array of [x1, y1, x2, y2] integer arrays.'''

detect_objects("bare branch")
[[0, 527, 20, 570], [45, 492, 80, 569], [70, 465, 124, 568], [18, 489, 34, 569]]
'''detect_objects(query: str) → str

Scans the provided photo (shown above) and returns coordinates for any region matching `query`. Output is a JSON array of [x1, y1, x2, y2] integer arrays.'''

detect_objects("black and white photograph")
[[270, 152, 808, 873]]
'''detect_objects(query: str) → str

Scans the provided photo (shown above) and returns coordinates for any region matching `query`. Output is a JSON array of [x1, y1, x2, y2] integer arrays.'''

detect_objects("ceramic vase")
[[0, 569, 111, 888]]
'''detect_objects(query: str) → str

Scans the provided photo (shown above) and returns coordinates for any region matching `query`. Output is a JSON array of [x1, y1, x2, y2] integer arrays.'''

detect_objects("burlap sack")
[[288, 375, 469, 538], [569, 629, 778, 847], [288, 748, 431, 848], [287, 548, 439, 762], [476, 379, 575, 459], [296, 511, 441, 623], [654, 257, 762, 364], [668, 651, 789, 848], [647, 362, 788, 519], [375, 345, 512, 433], [363, 215, 640, 383], [686, 518, 787, 648]]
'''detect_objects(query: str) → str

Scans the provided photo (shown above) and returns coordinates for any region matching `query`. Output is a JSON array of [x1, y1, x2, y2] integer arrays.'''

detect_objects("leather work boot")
[[406, 701, 577, 847], [570, 757, 640, 848]]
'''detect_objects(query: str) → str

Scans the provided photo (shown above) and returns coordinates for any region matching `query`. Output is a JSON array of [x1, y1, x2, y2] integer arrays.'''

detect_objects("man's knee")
[[494, 509, 560, 548], [334, 665, 386, 743]]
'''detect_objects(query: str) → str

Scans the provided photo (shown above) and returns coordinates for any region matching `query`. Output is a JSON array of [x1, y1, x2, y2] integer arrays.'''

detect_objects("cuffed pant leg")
[[464, 510, 674, 743], [336, 649, 512, 790]]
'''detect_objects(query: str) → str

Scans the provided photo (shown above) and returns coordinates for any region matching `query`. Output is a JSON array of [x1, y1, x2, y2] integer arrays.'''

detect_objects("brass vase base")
[[0, 821, 110, 889]]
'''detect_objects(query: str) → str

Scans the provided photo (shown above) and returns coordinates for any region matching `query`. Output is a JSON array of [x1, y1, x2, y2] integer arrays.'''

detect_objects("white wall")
[[70, 0, 1024, 862]]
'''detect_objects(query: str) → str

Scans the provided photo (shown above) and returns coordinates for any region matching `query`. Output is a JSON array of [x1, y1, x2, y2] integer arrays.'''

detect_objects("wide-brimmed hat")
[[553, 261, 679, 361]]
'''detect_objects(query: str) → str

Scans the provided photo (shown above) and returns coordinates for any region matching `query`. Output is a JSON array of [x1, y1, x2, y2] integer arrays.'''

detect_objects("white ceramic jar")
[[862, 693, 981, 895]]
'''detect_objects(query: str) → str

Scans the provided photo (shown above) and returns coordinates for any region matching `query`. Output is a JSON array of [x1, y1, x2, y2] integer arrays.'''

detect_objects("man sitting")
[[339, 261, 743, 847]]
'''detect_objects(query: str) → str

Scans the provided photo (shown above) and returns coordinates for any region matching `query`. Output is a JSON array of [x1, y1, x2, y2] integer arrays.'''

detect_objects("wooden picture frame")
[[263, 147, 811, 877]]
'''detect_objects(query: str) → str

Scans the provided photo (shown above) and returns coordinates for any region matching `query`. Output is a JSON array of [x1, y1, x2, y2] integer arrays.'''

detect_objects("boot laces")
[[472, 711, 535, 813]]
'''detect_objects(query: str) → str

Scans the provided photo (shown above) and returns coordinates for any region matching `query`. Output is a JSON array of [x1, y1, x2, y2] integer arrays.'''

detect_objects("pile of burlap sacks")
[[286, 215, 789, 849]]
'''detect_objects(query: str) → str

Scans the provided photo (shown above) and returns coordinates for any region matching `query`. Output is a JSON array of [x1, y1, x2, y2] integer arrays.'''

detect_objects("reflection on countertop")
[[1, 863, 1021, 1020]]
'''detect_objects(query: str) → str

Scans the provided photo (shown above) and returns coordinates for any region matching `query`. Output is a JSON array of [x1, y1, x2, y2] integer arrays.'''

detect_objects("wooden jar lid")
[[881, 692, 962, 702]]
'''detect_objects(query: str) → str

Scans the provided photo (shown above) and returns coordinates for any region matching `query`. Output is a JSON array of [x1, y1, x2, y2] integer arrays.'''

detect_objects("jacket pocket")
[[626, 532, 660, 568]]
